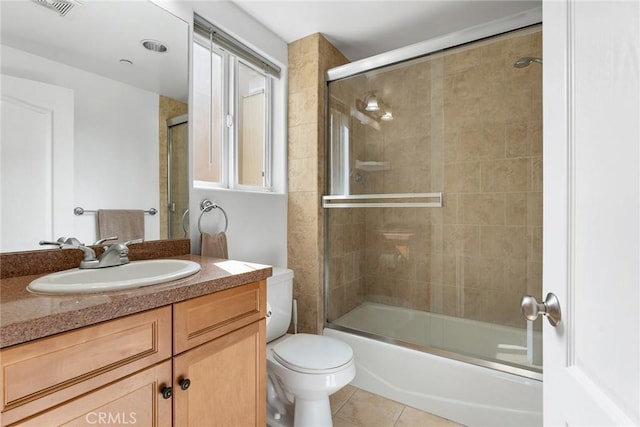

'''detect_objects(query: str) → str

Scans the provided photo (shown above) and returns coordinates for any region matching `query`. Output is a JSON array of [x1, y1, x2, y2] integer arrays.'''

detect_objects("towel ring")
[[198, 199, 229, 234]]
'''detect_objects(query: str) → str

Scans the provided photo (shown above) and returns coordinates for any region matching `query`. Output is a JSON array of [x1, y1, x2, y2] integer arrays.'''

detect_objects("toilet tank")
[[266, 267, 294, 343]]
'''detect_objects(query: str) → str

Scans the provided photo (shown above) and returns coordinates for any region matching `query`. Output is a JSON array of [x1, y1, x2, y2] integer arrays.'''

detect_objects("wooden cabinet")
[[173, 279, 267, 427], [0, 280, 267, 426], [13, 361, 172, 427], [0, 307, 172, 426], [173, 320, 266, 426]]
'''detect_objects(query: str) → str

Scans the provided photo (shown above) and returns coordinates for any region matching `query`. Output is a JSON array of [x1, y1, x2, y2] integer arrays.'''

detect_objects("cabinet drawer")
[[0, 306, 171, 425], [10, 360, 172, 427], [173, 280, 266, 354]]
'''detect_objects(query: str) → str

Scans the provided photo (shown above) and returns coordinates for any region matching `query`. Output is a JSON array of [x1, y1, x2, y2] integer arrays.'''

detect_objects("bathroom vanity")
[[0, 245, 269, 426]]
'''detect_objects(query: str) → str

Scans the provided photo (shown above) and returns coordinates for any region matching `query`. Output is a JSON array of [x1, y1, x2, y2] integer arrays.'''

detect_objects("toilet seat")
[[271, 333, 353, 374]]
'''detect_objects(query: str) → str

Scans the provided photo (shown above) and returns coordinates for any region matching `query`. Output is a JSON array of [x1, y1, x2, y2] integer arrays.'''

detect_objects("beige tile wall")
[[326, 26, 542, 330], [288, 34, 349, 334], [433, 27, 542, 328]]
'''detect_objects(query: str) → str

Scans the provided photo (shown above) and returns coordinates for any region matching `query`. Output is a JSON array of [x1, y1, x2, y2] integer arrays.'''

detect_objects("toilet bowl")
[[266, 268, 356, 427]]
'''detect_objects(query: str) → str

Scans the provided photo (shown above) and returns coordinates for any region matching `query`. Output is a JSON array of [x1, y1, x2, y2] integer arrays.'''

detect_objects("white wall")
[[1, 45, 160, 245], [193, 190, 288, 267], [156, 0, 289, 267]]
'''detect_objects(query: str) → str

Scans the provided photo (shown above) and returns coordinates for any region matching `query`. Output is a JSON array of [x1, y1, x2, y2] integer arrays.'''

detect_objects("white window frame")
[[231, 57, 272, 191], [192, 38, 229, 190], [193, 20, 276, 193]]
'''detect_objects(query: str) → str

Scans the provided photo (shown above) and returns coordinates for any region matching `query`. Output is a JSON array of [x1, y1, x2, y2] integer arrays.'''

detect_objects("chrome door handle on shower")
[[521, 293, 562, 327]]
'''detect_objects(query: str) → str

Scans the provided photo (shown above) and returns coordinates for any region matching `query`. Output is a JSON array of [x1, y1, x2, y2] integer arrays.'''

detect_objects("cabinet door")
[[13, 361, 172, 427], [173, 320, 266, 426]]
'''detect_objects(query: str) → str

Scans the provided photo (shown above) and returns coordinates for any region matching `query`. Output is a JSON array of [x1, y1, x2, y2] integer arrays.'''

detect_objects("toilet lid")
[[272, 334, 353, 373]]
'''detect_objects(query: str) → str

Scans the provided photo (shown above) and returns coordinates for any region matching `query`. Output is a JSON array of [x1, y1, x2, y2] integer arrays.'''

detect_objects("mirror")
[[0, 0, 189, 252]]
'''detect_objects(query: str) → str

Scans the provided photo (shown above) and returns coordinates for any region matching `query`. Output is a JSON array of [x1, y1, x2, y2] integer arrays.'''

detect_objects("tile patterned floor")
[[329, 385, 464, 427]]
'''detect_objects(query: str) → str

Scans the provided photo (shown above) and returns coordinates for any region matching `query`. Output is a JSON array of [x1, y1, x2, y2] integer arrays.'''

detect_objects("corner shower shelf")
[[355, 160, 390, 172]]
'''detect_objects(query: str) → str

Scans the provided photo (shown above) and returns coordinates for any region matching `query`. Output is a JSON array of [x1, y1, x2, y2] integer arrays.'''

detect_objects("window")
[[193, 15, 280, 191], [329, 100, 351, 195]]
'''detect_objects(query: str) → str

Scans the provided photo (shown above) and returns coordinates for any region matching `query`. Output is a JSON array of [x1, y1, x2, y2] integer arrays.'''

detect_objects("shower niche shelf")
[[355, 160, 390, 172]]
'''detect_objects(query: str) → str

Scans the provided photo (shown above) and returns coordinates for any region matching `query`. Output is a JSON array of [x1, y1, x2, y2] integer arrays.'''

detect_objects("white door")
[[0, 75, 74, 251], [543, 0, 639, 425]]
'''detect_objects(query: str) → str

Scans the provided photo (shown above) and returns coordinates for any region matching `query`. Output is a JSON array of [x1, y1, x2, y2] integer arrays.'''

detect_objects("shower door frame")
[[322, 7, 544, 381]]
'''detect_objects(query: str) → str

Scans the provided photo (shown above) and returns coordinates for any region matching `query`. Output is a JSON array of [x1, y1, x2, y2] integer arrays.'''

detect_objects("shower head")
[[513, 57, 543, 68]]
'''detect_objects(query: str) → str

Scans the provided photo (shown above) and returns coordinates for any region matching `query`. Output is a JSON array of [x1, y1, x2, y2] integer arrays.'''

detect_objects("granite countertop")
[[0, 255, 272, 349]]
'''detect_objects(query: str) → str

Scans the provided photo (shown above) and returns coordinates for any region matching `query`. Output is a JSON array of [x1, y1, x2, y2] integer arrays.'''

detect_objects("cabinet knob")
[[179, 378, 191, 391], [160, 386, 173, 399]]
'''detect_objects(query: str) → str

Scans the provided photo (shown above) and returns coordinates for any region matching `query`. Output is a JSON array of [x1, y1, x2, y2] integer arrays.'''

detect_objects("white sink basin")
[[27, 259, 201, 294]]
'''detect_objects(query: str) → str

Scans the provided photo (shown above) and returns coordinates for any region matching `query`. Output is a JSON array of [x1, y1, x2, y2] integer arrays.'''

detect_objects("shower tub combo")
[[323, 9, 544, 427], [325, 304, 542, 426]]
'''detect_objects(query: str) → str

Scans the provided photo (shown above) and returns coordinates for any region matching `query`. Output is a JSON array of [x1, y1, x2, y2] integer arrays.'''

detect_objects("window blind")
[[194, 14, 281, 79]]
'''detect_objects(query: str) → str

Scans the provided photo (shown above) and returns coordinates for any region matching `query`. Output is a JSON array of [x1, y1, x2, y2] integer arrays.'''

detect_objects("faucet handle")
[[40, 238, 97, 262], [64, 237, 84, 246], [100, 242, 130, 264], [123, 238, 143, 246], [110, 242, 130, 254], [41, 237, 86, 247], [40, 236, 72, 247], [39, 240, 64, 248], [94, 236, 118, 245]]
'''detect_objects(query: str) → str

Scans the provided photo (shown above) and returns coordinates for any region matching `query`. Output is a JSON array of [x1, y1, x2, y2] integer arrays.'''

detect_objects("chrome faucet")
[[40, 237, 99, 268], [93, 239, 143, 268], [95, 242, 130, 268], [39, 236, 135, 269]]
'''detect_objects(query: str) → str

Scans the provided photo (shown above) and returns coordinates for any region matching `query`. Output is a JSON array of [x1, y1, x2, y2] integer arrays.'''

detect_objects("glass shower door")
[[324, 25, 543, 378], [167, 114, 189, 239]]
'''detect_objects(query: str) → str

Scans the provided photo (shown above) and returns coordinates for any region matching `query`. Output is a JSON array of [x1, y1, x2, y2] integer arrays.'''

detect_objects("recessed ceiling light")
[[141, 39, 168, 53]]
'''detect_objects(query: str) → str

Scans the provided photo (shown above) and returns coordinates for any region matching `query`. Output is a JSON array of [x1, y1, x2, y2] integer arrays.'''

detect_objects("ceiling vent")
[[30, 0, 80, 17]]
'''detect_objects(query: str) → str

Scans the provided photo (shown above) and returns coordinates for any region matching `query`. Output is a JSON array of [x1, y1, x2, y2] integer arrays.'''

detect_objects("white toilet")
[[266, 268, 356, 427]]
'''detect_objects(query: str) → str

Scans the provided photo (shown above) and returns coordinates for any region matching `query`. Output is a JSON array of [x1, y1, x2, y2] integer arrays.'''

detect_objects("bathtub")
[[324, 302, 542, 427]]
